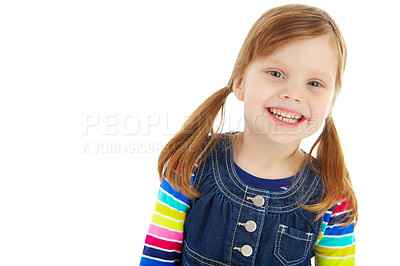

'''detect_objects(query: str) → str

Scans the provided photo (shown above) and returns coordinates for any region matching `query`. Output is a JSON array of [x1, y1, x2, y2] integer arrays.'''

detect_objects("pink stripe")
[[332, 200, 351, 214], [145, 234, 182, 251], [148, 223, 184, 242]]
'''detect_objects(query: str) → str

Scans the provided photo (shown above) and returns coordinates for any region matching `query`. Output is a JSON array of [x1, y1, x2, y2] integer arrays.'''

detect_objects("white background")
[[1, 0, 399, 265]]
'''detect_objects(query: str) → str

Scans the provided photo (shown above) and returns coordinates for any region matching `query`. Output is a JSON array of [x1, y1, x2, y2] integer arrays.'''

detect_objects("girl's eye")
[[307, 81, 322, 87], [268, 71, 284, 79]]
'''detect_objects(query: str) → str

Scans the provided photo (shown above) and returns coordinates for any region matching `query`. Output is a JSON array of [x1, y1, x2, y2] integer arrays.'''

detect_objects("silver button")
[[241, 245, 253, 257], [252, 195, 265, 207], [244, 220, 257, 232]]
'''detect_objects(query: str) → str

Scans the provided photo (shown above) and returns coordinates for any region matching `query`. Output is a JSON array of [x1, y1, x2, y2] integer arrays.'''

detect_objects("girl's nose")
[[278, 87, 303, 103]]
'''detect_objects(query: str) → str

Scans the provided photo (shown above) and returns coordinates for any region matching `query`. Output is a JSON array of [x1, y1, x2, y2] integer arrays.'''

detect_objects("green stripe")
[[157, 189, 190, 213], [317, 234, 355, 247], [320, 222, 328, 234]]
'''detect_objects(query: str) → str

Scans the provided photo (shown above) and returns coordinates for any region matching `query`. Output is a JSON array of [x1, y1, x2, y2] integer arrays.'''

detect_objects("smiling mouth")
[[267, 107, 304, 124]]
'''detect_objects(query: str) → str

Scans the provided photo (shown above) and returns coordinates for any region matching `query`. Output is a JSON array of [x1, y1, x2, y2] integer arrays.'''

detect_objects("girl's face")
[[234, 34, 338, 145]]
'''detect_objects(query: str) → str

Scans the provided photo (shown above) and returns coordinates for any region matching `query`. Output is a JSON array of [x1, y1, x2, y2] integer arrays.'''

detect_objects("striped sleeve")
[[314, 199, 355, 266], [140, 178, 191, 265]]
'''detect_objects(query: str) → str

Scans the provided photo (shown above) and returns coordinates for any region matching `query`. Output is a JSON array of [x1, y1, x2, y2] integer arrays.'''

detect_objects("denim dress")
[[181, 132, 324, 266]]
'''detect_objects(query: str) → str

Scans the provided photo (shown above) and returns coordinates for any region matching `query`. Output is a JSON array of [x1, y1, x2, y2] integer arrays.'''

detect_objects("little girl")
[[140, 4, 357, 266]]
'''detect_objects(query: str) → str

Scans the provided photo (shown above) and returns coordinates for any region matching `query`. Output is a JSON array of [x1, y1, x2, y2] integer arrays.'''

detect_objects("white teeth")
[[268, 107, 303, 124]]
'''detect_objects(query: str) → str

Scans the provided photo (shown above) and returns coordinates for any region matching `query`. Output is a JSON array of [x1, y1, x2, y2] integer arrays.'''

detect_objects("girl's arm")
[[140, 178, 190, 265], [314, 199, 355, 266]]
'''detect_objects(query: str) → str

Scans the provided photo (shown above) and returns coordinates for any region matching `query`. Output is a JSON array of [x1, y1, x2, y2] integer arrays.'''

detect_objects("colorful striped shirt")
[[315, 199, 355, 265], [140, 178, 190, 265], [140, 174, 355, 265]]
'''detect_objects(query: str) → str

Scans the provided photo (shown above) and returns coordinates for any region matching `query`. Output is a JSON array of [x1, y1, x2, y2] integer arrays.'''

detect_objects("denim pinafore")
[[182, 132, 324, 266]]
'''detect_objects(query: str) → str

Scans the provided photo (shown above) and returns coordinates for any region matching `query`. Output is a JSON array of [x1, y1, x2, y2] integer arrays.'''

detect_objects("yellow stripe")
[[315, 255, 355, 266], [316, 232, 324, 243], [151, 213, 184, 231], [155, 201, 187, 221], [315, 244, 355, 258]]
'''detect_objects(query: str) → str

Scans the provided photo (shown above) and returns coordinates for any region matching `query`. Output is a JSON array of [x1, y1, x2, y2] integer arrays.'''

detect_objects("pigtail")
[[306, 115, 358, 226], [157, 86, 231, 198]]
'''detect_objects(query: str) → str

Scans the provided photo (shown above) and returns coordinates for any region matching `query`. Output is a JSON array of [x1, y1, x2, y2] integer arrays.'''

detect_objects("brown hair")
[[157, 4, 357, 226]]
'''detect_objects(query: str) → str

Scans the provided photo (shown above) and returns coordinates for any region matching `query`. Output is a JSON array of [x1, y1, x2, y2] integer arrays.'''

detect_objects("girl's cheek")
[[313, 95, 331, 119]]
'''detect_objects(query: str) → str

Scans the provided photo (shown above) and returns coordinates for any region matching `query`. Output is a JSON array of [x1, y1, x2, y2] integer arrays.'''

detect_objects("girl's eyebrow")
[[264, 59, 287, 67]]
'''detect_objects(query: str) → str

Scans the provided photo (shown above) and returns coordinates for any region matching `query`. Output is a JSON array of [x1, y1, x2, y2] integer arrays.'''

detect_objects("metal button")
[[244, 220, 257, 232], [252, 195, 265, 207], [241, 245, 253, 257]]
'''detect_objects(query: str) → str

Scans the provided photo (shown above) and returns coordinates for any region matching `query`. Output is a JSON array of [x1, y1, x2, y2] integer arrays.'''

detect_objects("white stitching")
[[250, 197, 268, 266], [268, 172, 321, 213], [229, 186, 248, 265], [184, 241, 230, 266], [223, 132, 321, 212], [213, 148, 266, 212], [273, 224, 314, 265]]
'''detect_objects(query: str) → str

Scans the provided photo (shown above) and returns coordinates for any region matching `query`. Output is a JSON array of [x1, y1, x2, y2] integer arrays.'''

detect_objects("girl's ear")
[[233, 76, 245, 101]]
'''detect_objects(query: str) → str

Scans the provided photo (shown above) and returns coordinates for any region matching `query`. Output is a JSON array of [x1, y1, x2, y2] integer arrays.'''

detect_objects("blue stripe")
[[321, 205, 336, 223], [143, 246, 181, 261], [161, 179, 190, 205], [140, 256, 177, 266], [324, 223, 354, 236], [322, 212, 331, 224]]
